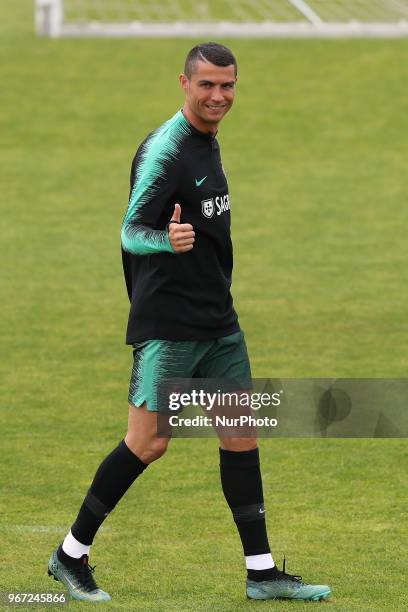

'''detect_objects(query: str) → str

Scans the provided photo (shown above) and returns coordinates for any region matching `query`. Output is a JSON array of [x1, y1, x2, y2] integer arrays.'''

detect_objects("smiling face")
[[180, 60, 237, 134]]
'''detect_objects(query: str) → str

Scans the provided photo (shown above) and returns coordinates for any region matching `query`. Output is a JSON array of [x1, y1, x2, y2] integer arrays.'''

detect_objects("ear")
[[179, 73, 189, 92]]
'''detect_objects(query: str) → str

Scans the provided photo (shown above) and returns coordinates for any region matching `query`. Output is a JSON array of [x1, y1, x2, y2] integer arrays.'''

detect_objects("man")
[[48, 42, 331, 603]]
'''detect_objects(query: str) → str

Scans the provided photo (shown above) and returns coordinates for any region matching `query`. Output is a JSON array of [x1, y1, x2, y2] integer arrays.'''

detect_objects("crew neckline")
[[180, 109, 217, 140]]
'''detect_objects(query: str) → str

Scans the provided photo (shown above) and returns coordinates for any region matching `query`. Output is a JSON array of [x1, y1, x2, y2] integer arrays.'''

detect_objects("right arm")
[[121, 145, 194, 255], [121, 148, 176, 256]]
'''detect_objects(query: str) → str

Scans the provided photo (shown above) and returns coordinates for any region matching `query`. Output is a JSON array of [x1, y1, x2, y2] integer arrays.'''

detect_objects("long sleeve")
[[121, 115, 188, 256], [121, 172, 175, 255]]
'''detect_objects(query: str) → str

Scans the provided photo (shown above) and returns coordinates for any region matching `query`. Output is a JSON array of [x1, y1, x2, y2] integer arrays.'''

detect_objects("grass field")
[[1, 3, 407, 611]]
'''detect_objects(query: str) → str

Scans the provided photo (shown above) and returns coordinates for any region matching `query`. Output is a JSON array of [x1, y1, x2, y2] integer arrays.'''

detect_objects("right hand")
[[168, 203, 195, 253]]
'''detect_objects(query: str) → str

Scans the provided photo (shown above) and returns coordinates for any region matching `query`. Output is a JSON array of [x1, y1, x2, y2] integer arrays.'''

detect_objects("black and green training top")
[[121, 109, 240, 343]]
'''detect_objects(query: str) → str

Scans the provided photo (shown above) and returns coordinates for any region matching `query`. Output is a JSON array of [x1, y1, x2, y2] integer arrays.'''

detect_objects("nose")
[[210, 87, 225, 104]]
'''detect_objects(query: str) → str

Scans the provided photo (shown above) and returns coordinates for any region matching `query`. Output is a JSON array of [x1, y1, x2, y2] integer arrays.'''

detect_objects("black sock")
[[56, 544, 84, 568], [68, 440, 147, 547], [247, 567, 280, 582], [219, 448, 271, 560]]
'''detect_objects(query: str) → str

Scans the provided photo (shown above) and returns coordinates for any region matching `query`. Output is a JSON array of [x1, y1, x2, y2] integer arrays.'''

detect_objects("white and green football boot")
[[48, 548, 111, 602], [246, 558, 331, 601]]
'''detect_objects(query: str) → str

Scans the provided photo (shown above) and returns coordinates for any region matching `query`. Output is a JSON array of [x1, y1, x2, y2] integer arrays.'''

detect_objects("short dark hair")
[[184, 42, 237, 79]]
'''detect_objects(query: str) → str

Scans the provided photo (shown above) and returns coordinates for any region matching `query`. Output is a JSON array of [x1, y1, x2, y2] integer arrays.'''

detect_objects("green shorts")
[[128, 331, 252, 412]]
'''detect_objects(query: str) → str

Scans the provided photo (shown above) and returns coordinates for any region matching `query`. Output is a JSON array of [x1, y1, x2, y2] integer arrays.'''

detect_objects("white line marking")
[[2, 525, 110, 533]]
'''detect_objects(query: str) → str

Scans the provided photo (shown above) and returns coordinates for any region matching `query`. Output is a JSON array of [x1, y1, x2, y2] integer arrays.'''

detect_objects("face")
[[180, 60, 237, 132]]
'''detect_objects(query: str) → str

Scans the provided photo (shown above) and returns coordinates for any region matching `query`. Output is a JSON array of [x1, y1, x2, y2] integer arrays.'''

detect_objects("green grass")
[[1, 3, 408, 611]]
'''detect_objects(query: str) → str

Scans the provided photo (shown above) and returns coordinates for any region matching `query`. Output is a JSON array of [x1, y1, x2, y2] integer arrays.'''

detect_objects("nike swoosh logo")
[[259, 508, 265, 514], [63, 575, 79, 591], [195, 176, 207, 187]]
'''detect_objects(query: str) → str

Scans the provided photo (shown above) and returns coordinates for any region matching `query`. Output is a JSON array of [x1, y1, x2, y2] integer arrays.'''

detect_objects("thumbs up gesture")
[[168, 203, 195, 253]]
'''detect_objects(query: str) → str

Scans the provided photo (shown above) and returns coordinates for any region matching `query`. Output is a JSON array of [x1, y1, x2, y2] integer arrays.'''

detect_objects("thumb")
[[170, 203, 181, 224]]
